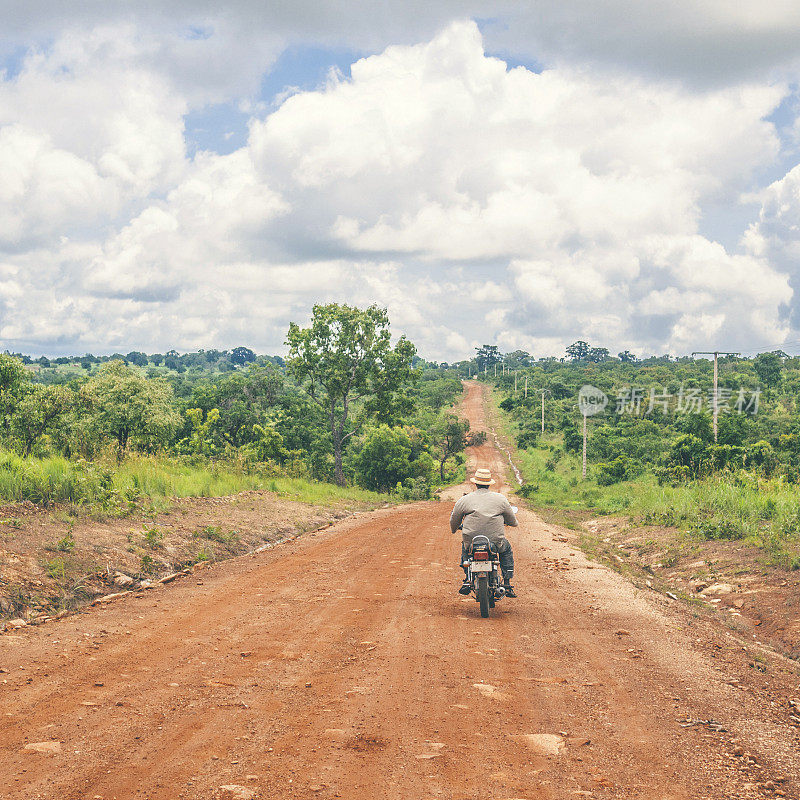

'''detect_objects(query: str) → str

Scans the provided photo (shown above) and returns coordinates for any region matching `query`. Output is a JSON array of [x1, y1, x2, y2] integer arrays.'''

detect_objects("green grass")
[[0, 449, 385, 511], [493, 395, 800, 569], [193, 525, 239, 544]]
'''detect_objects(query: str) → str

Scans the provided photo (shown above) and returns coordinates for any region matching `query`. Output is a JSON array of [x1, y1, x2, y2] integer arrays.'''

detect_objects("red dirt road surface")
[[2, 382, 800, 800]]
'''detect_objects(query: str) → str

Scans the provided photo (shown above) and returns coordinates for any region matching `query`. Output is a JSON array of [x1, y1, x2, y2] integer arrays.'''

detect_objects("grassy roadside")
[[0, 450, 385, 516], [0, 452, 392, 623], [487, 386, 800, 570], [1, 480, 388, 625]]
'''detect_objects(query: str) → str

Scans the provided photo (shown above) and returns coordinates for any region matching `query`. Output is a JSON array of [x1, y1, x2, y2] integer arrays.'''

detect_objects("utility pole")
[[514, 372, 517, 394], [691, 351, 740, 442], [494, 363, 497, 377], [541, 389, 545, 434], [582, 413, 587, 479], [524, 377, 528, 399]]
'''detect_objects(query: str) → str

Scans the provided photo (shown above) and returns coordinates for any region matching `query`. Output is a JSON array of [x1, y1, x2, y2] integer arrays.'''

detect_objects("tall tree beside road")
[[286, 304, 417, 486], [430, 413, 470, 481]]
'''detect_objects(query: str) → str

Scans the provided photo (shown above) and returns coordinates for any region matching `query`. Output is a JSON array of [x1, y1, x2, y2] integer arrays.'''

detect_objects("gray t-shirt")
[[450, 488, 518, 547]]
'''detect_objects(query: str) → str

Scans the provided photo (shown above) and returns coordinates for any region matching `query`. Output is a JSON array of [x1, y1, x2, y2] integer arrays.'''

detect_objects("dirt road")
[[2, 382, 799, 800]]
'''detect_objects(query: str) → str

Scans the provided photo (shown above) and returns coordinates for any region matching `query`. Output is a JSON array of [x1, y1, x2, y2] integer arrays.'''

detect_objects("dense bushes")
[[351, 425, 434, 492]]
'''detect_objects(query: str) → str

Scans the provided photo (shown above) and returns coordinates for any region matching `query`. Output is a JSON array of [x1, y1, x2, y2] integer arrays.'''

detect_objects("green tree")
[[190, 364, 283, 448], [753, 352, 782, 388], [587, 347, 609, 363], [286, 303, 416, 486], [274, 395, 333, 481], [717, 413, 750, 447], [82, 361, 181, 457], [429, 413, 470, 481], [475, 344, 501, 371], [125, 351, 149, 367], [566, 341, 589, 361], [182, 408, 221, 455], [0, 353, 29, 431], [231, 346, 256, 366], [242, 423, 289, 463], [11, 384, 73, 456], [675, 412, 714, 443], [744, 440, 777, 475], [668, 434, 709, 477], [563, 424, 583, 453], [504, 350, 532, 368]]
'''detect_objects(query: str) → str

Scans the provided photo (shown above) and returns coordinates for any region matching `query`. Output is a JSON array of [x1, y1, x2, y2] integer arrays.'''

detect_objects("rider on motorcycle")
[[450, 467, 518, 598]]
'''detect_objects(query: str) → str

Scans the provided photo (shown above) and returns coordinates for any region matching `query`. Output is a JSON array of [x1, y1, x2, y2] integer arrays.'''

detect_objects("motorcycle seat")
[[469, 535, 496, 554]]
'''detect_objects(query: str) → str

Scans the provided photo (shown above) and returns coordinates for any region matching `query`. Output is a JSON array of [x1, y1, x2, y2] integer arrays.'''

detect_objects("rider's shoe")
[[503, 583, 517, 598], [458, 581, 471, 595]]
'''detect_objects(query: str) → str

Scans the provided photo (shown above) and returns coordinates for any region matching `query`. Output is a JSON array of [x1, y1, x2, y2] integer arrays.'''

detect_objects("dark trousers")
[[461, 539, 514, 581]]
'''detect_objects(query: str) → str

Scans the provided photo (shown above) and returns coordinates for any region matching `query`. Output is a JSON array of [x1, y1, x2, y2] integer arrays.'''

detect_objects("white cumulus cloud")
[[0, 19, 798, 359]]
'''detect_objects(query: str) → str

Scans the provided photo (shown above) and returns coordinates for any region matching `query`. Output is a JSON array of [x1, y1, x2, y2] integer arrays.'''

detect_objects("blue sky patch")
[[0, 43, 32, 80], [185, 43, 367, 156], [258, 43, 364, 107], [185, 102, 251, 157]]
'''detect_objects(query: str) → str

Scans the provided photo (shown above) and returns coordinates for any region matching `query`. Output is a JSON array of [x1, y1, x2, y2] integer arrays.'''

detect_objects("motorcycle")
[[462, 506, 517, 618]]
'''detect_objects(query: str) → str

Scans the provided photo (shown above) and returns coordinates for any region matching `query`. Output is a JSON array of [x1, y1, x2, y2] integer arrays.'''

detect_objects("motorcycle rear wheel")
[[477, 575, 490, 618]]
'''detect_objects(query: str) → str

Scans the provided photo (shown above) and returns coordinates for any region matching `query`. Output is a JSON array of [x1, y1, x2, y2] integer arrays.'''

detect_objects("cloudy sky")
[[3, 2, 800, 360]]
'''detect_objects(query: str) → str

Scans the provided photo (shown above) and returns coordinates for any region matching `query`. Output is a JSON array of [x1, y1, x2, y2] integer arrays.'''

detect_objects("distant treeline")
[[10, 346, 278, 375]]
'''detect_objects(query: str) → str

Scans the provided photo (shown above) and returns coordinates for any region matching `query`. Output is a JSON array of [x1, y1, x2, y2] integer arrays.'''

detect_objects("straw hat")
[[470, 468, 495, 486]]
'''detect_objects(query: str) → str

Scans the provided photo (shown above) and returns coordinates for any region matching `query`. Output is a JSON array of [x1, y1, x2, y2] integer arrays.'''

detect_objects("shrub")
[[692, 518, 746, 540], [55, 533, 75, 552], [193, 525, 238, 544], [668, 434, 709, 478], [563, 426, 582, 454], [515, 427, 538, 449], [395, 476, 432, 500], [353, 425, 434, 492], [142, 526, 163, 548], [596, 457, 629, 486]]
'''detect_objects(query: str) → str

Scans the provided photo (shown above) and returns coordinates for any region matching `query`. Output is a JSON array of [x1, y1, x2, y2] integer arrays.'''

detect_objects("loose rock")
[[23, 741, 62, 754], [217, 786, 256, 800], [516, 733, 565, 756], [699, 583, 735, 596]]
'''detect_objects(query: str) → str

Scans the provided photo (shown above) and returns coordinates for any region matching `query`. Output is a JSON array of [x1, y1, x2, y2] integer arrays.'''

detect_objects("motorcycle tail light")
[[473, 550, 490, 561]]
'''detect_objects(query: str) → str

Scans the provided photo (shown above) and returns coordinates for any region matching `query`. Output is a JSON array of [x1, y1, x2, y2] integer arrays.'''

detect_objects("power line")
[[735, 338, 800, 357]]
